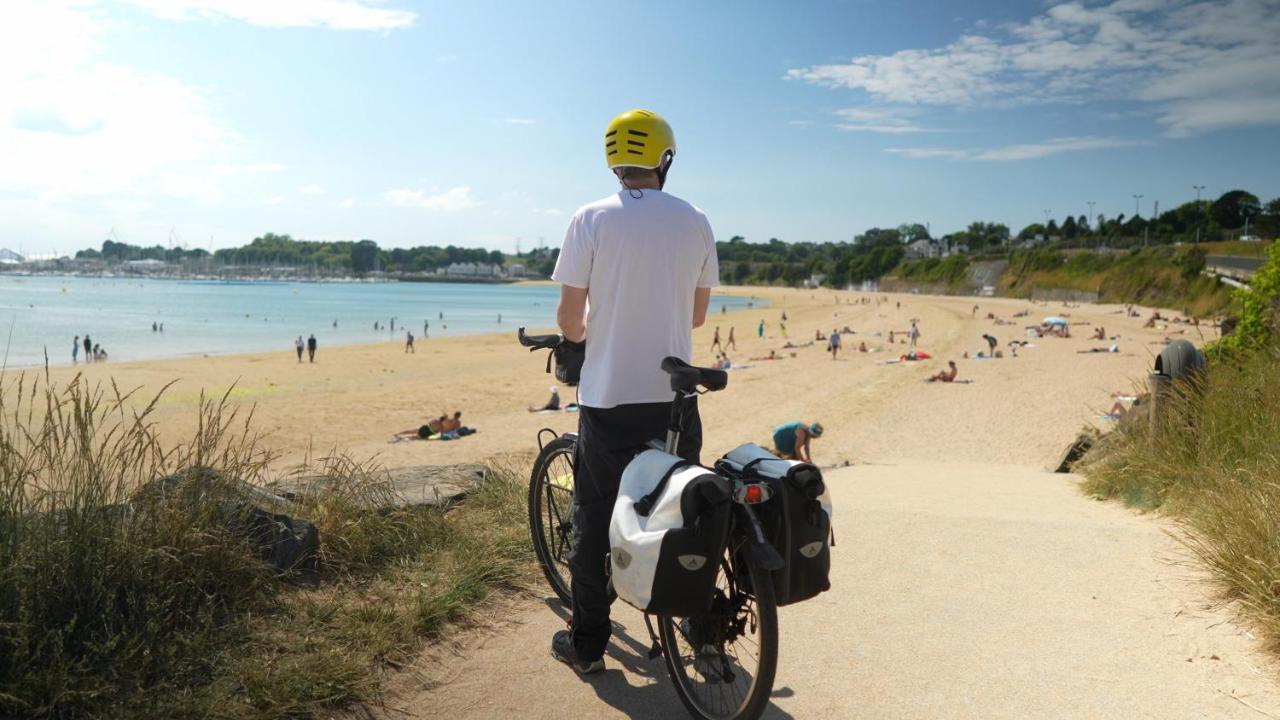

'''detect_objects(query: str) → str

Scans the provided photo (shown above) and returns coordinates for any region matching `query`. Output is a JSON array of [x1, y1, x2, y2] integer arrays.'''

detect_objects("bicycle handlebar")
[[518, 327, 563, 350]]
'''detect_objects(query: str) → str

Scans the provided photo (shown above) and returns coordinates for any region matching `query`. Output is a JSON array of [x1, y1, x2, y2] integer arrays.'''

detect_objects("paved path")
[[400, 462, 1279, 719]]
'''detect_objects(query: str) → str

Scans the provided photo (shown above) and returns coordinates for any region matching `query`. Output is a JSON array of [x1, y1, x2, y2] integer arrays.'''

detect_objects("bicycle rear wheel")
[[528, 436, 576, 606], [658, 549, 779, 720]]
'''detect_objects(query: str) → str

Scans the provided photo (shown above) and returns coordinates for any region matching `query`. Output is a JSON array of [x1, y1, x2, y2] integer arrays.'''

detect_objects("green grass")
[[1078, 350, 1280, 654], [0, 373, 532, 719]]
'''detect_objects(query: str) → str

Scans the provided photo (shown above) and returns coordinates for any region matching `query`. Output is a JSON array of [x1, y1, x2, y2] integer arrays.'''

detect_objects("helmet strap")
[[656, 151, 674, 190]]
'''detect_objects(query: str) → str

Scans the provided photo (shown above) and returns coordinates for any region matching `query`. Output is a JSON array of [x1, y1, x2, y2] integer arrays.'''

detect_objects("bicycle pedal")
[[647, 643, 663, 660]]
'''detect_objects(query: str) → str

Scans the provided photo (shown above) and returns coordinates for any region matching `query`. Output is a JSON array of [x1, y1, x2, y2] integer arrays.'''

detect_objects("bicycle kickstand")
[[642, 614, 663, 660]]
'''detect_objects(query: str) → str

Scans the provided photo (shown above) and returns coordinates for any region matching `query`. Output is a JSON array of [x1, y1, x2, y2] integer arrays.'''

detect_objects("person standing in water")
[[72, 336, 80, 364], [83, 335, 93, 363]]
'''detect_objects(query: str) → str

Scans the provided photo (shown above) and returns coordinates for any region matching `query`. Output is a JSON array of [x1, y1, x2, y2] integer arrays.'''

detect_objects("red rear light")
[[745, 484, 764, 504]]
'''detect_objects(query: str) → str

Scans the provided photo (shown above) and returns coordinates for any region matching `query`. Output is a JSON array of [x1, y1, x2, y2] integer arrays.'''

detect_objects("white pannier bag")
[[608, 450, 733, 617]]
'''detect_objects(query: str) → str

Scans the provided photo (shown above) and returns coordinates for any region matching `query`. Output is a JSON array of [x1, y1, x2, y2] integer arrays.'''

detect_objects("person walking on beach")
[[757, 319, 765, 338], [909, 321, 920, 348], [829, 329, 841, 360], [83, 335, 93, 363], [726, 326, 737, 350], [405, 331, 415, 353], [295, 336, 304, 363], [307, 334, 317, 363], [710, 326, 722, 353], [72, 336, 80, 364], [424, 320, 429, 337], [549, 109, 717, 676]]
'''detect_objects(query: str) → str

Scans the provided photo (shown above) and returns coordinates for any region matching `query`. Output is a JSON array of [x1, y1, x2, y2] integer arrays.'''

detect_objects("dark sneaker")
[[551, 630, 604, 675]]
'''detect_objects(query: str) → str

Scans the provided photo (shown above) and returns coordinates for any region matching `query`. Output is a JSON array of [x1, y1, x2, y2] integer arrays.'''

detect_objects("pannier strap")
[[633, 461, 691, 517], [740, 457, 770, 474]]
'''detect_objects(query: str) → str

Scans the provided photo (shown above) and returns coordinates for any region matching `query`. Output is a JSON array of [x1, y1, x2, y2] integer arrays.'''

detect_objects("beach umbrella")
[[1043, 316, 1069, 326]]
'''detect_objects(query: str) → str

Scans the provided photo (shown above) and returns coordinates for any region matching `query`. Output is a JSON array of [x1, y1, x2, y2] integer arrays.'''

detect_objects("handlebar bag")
[[609, 449, 732, 617], [552, 340, 585, 386], [721, 443, 832, 606]]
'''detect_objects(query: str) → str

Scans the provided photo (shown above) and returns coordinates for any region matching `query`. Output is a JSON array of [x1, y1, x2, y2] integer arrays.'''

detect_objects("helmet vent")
[[627, 129, 649, 137], [626, 149, 643, 155], [626, 139, 644, 147], [605, 130, 617, 138]]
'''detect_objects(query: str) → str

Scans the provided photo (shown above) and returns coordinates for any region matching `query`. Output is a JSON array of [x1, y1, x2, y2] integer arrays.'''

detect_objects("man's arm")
[[557, 285, 588, 342], [693, 287, 711, 329], [795, 427, 810, 463]]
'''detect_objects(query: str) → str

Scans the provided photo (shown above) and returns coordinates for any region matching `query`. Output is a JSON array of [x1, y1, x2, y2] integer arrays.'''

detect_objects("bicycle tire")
[[528, 436, 577, 606], [658, 550, 779, 720]]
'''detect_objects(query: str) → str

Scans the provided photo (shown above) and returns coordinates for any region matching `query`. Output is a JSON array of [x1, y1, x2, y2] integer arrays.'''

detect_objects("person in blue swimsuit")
[[772, 420, 822, 462]]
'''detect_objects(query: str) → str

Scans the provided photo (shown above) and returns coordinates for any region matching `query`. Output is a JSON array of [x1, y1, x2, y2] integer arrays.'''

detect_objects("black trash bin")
[[1154, 339, 1205, 381]]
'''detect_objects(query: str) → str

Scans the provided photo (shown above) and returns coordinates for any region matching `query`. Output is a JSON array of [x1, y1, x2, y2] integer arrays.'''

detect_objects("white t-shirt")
[[552, 189, 719, 409]]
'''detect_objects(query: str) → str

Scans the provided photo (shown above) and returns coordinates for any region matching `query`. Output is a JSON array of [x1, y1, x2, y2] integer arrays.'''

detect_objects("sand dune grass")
[[1080, 350, 1280, 654], [0, 373, 531, 719]]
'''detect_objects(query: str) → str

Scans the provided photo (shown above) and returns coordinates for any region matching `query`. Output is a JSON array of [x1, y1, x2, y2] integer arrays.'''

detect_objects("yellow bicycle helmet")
[[605, 109, 676, 180]]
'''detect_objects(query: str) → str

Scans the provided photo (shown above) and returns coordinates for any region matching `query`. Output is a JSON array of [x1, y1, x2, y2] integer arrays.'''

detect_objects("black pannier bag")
[[609, 450, 734, 617], [720, 444, 832, 606]]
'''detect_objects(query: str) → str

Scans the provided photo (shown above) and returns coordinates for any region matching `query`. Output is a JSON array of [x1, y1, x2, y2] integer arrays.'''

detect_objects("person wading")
[[550, 109, 719, 675]]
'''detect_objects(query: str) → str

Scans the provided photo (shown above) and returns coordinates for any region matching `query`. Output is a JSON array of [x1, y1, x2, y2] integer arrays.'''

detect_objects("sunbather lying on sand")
[[393, 415, 447, 441], [1077, 343, 1119, 354], [927, 361, 958, 383]]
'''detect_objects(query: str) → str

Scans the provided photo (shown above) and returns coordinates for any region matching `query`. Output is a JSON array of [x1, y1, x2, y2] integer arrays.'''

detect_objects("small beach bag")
[[720, 444, 833, 606], [608, 450, 733, 617]]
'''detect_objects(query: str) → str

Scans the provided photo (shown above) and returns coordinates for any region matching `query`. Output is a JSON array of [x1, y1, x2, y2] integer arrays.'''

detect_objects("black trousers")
[[570, 396, 702, 661]]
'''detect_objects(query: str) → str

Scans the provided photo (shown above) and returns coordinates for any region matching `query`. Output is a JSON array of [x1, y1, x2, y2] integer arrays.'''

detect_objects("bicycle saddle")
[[660, 356, 728, 393]]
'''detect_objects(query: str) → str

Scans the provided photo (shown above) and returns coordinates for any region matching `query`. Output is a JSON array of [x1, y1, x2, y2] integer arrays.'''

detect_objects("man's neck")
[[620, 178, 661, 191]]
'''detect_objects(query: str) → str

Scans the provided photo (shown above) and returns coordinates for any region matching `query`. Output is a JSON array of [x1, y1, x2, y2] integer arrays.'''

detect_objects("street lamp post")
[[1193, 185, 1206, 244], [1087, 201, 1096, 249], [1133, 194, 1144, 247]]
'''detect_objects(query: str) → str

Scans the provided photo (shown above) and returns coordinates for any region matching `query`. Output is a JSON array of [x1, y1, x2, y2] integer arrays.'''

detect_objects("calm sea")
[[0, 276, 764, 368]]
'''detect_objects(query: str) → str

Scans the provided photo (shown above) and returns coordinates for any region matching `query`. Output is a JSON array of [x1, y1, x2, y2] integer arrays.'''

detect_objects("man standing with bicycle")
[[550, 109, 719, 675]]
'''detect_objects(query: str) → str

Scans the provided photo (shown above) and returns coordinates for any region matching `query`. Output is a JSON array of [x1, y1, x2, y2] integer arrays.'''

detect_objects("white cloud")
[[299, 184, 325, 195], [833, 107, 942, 134], [501, 117, 536, 125], [338, 198, 355, 208], [118, 0, 416, 31], [788, 120, 816, 127], [0, 1, 236, 201], [384, 186, 481, 211], [266, 195, 286, 205], [786, 0, 1280, 136], [886, 136, 1142, 161]]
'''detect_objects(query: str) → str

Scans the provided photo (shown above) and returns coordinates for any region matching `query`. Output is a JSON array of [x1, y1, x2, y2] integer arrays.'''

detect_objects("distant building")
[[124, 259, 167, 269], [506, 263, 527, 278], [0, 248, 24, 265], [904, 238, 940, 259], [441, 262, 500, 277]]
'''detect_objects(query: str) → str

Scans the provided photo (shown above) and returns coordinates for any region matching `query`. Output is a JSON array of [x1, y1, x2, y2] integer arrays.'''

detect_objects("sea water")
[[0, 276, 765, 367]]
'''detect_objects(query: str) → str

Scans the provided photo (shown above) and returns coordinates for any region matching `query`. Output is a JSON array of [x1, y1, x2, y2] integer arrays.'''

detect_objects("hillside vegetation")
[[998, 246, 1236, 316]]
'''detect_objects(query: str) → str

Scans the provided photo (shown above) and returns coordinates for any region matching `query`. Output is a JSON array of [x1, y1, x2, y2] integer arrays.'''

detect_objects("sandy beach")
[[28, 286, 1203, 474]]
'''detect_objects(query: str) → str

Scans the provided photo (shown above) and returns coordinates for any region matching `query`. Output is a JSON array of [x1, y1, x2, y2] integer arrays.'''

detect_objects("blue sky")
[[2, 0, 1278, 256]]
